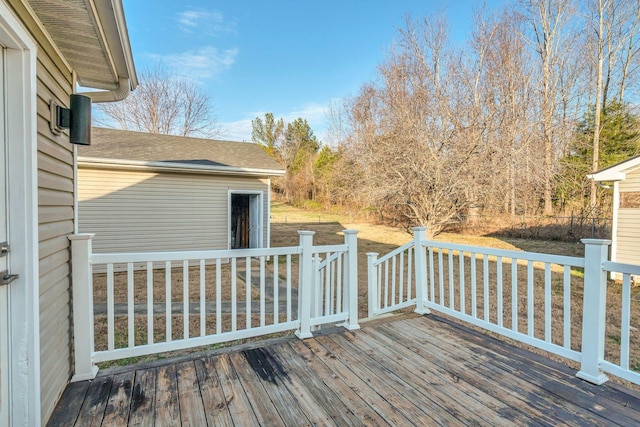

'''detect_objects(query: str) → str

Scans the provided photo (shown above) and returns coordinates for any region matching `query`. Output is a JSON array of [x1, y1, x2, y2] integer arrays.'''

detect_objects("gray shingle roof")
[[79, 127, 284, 173]]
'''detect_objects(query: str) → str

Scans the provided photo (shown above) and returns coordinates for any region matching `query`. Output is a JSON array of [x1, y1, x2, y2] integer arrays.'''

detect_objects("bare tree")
[[520, 0, 577, 215], [95, 67, 222, 138]]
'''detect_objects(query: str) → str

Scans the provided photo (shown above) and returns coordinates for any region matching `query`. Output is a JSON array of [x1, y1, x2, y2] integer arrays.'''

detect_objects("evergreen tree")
[[557, 102, 640, 210]]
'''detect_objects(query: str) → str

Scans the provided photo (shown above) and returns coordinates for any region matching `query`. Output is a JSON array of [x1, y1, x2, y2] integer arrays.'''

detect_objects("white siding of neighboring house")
[[616, 167, 640, 267], [78, 167, 271, 253]]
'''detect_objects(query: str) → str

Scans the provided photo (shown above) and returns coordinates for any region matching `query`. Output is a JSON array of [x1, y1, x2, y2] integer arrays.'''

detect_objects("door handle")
[[1, 270, 18, 286]]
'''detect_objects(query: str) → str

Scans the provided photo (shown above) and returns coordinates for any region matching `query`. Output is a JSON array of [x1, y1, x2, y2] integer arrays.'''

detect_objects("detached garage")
[[589, 154, 640, 270], [78, 128, 285, 253]]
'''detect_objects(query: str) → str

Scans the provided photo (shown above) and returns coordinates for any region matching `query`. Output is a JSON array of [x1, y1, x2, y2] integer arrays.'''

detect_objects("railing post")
[[576, 238, 611, 385], [413, 227, 430, 315], [296, 231, 315, 339], [367, 252, 379, 317], [343, 230, 360, 331], [68, 233, 98, 381]]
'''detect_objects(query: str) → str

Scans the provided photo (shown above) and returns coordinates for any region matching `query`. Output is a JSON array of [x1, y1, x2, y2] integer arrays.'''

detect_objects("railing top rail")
[[375, 241, 414, 265], [311, 244, 348, 255], [603, 261, 640, 276], [91, 246, 302, 265], [421, 239, 585, 268], [316, 251, 342, 269]]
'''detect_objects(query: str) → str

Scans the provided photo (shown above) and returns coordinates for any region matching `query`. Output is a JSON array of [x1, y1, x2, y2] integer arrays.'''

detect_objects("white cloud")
[[221, 118, 255, 142], [148, 46, 238, 81], [176, 9, 236, 36], [220, 103, 333, 143]]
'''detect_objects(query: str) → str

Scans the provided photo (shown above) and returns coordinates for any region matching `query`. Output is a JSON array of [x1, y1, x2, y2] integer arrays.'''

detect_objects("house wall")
[[616, 167, 640, 266], [78, 167, 271, 253], [6, 0, 75, 422]]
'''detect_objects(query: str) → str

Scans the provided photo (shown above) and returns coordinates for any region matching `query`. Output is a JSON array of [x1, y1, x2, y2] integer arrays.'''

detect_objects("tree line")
[[254, 0, 640, 237]]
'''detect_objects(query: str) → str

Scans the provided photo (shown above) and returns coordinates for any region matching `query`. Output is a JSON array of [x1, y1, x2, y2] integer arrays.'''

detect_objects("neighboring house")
[[78, 128, 285, 254], [0, 0, 136, 425], [588, 155, 640, 272]]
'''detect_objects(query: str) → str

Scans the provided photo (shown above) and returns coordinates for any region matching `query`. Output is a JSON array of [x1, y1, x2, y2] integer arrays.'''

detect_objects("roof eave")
[[78, 156, 286, 177], [588, 171, 625, 182]]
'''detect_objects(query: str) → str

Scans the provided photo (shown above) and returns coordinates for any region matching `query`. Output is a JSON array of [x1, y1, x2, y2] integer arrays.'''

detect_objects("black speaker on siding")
[[69, 94, 91, 145]]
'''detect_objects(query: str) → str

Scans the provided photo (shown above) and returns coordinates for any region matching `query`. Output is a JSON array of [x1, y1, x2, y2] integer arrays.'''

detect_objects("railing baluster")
[[260, 256, 266, 327], [563, 265, 571, 349], [336, 253, 342, 313], [449, 250, 454, 309], [286, 254, 292, 322], [428, 247, 435, 304], [438, 250, 444, 305], [273, 255, 279, 325], [200, 259, 205, 337], [183, 260, 189, 339], [512, 259, 518, 332], [216, 259, 222, 335], [147, 261, 153, 345], [127, 262, 134, 348], [384, 260, 389, 309], [165, 261, 171, 342], [325, 253, 331, 316], [471, 252, 477, 318], [497, 256, 503, 327], [246, 256, 252, 329], [527, 260, 534, 337], [407, 247, 413, 301], [483, 255, 489, 322], [459, 252, 465, 315], [621, 273, 631, 370], [399, 251, 405, 304], [107, 263, 115, 351], [544, 262, 551, 343], [377, 264, 382, 309], [231, 258, 237, 332], [392, 255, 397, 307]]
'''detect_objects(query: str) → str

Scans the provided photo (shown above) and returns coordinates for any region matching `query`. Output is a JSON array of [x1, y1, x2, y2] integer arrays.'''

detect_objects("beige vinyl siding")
[[615, 209, 640, 266], [616, 167, 640, 267], [620, 167, 640, 192], [78, 168, 271, 253], [35, 39, 74, 423]]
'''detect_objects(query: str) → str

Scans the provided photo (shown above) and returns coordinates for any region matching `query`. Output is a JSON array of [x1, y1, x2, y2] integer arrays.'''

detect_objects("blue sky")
[[122, 0, 504, 142]]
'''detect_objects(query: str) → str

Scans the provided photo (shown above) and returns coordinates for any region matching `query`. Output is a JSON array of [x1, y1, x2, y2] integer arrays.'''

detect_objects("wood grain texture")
[[48, 314, 640, 426]]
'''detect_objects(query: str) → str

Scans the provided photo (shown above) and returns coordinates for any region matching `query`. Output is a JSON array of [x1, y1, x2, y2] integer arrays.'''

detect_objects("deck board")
[[101, 371, 134, 426], [193, 357, 234, 427], [48, 314, 640, 426], [228, 351, 285, 425], [154, 364, 180, 427], [128, 368, 156, 426]]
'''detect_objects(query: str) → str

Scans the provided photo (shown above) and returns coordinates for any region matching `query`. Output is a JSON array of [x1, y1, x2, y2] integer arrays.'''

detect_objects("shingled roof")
[[79, 127, 284, 174]]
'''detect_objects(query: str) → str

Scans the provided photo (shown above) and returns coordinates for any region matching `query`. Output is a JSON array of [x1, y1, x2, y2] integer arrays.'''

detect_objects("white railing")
[[600, 260, 640, 385], [68, 230, 359, 381], [368, 227, 640, 386], [367, 241, 416, 316]]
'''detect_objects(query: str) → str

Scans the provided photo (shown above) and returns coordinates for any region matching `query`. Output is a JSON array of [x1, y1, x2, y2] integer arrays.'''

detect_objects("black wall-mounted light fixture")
[[49, 94, 92, 145]]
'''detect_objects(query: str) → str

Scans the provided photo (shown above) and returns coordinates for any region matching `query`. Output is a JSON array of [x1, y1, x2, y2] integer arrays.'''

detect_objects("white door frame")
[[228, 190, 264, 249], [0, 3, 40, 425]]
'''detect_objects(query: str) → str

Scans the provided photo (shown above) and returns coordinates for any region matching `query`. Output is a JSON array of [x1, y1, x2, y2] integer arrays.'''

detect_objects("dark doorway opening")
[[230, 193, 260, 249]]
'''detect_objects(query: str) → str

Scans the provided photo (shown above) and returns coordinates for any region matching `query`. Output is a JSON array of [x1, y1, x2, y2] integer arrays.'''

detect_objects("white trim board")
[[0, 2, 41, 425]]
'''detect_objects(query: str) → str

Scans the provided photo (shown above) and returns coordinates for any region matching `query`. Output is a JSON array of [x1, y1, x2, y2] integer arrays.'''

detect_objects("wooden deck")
[[48, 314, 640, 426]]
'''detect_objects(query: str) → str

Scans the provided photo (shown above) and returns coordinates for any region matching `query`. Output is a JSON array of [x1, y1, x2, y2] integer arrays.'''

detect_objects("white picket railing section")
[[368, 227, 640, 386], [601, 260, 640, 385], [69, 230, 359, 381], [367, 241, 416, 316]]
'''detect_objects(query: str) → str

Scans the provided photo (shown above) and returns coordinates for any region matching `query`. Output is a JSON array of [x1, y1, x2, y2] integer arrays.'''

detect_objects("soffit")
[[27, 0, 134, 90]]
